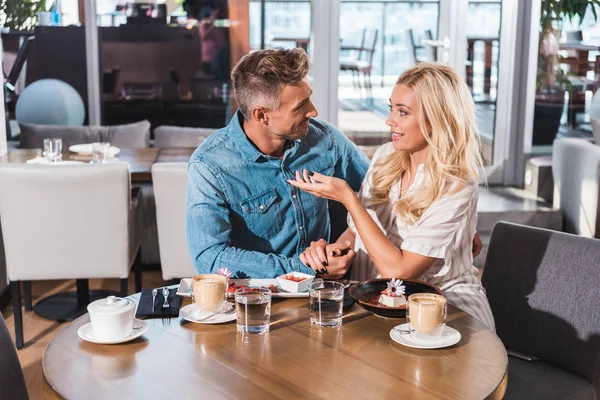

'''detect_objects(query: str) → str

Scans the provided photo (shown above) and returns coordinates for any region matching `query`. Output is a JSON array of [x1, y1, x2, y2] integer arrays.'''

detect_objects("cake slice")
[[378, 278, 407, 307]]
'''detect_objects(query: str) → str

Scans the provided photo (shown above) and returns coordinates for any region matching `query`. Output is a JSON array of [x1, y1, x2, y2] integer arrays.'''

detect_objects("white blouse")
[[348, 143, 478, 287]]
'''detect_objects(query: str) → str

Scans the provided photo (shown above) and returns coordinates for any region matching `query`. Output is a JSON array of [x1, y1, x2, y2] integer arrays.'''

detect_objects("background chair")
[[339, 29, 378, 90], [552, 138, 600, 238], [19, 120, 150, 149], [153, 125, 215, 148], [0, 163, 141, 349], [482, 222, 600, 399], [0, 312, 29, 398], [407, 29, 437, 66], [152, 163, 195, 281]]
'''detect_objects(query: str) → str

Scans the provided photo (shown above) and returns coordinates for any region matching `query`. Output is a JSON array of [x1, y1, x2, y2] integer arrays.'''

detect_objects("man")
[[186, 48, 369, 278]]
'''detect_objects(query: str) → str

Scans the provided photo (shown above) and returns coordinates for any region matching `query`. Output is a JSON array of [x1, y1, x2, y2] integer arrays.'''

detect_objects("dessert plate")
[[389, 323, 461, 349], [349, 279, 442, 318], [179, 303, 237, 324]]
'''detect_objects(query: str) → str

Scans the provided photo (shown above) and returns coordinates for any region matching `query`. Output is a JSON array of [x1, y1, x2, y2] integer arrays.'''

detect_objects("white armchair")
[[151, 163, 195, 281], [552, 138, 600, 238], [0, 163, 141, 349]]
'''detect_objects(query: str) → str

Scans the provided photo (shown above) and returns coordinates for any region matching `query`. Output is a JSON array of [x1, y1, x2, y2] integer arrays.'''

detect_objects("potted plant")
[[533, 0, 600, 145], [0, 0, 48, 31]]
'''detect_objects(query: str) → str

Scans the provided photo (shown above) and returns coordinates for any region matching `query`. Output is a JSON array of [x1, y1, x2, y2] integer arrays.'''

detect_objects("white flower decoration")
[[217, 267, 232, 279], [386, 278, 406, 297]]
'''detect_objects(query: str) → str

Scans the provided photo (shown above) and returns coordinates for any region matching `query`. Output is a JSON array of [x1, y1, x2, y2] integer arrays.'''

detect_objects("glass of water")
[[309, 280, 344, 328], [43, 138, 62, 162], [92, 142, 111, 163], [235, 287, 271, 334]]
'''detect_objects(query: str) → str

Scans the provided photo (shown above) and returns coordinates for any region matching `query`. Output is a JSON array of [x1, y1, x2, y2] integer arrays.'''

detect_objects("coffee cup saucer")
[[180, 303, 237, 324], [77, 319, 149, 345], [389, 322, 461, 349]]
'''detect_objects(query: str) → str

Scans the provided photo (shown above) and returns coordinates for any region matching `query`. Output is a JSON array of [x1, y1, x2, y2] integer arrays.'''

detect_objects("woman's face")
[[386, 84, 429, 154]]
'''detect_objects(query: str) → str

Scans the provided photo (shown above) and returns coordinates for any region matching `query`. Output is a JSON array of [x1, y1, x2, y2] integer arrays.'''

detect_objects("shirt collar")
[[229, 111, 264, 162], [229, 111, 314, 162]]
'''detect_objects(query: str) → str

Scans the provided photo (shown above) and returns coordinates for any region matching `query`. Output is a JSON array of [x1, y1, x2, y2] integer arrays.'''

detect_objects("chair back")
[[552, 138, 600, 238], [151, 163, 195, 280], [362, 29, 378, 67], [0, 163, 132, 281], [482, 222, 600, 388], [153, 126, 215, 148], [19, 120, 150, 149], [0, 312, 28, 399]]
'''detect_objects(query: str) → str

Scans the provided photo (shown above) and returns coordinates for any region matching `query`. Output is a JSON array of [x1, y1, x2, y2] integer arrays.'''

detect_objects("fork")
[[162, 287, 170, 309]]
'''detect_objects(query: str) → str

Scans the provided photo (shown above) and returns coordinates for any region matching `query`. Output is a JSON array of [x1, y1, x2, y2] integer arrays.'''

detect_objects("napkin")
[[26, 157, 50, 164], [135, 288, 183, 318]]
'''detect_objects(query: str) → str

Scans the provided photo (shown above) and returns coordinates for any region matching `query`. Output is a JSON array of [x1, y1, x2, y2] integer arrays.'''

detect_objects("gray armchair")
[[552, 138, 600, 238], [482, 222, 600, 399], [0, 312, 29, 399]]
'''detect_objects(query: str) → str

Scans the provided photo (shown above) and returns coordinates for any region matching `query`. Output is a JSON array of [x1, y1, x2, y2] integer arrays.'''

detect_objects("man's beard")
[[271, 123, 309, 141]]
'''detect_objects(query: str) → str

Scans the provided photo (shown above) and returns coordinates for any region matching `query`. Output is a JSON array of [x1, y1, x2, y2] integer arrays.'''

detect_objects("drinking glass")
[[92, 142, 111, 163], [43, 138, 62, 162], [309, 280, 344, 328], [235, 287, 271, 334], [407, 293, 447, 341]]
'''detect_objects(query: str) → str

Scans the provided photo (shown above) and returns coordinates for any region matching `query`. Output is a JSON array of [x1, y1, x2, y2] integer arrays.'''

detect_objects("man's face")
[[265, 77, 318, 140]]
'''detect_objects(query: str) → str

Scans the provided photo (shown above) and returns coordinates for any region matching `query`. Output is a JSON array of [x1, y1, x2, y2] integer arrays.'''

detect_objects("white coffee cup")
[[87, 296, 136, 342]]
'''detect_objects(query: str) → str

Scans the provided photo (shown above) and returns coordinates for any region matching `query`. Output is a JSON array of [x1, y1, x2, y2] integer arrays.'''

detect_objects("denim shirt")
[[186, 111, 370, 278]]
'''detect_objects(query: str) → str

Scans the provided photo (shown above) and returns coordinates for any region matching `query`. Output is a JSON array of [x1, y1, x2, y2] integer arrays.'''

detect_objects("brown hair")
[[231, 48, 310, 120]]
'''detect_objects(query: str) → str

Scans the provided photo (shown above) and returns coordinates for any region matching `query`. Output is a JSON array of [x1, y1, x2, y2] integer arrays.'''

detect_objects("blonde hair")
[[368, 63, 484, 225], [231, 48, 310, 120]]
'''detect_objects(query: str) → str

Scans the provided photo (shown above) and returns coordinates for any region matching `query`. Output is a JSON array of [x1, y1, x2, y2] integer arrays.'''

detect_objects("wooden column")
[[227, 0, 250, 112], [78, 0, 85, 25]]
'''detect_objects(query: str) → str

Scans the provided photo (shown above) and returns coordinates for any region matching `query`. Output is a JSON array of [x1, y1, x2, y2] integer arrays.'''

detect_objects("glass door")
[[311, 0, 518, 184]]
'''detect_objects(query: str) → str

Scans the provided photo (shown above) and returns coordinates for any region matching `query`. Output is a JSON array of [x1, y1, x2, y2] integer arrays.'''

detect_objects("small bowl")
[[349, 279, 442, 318], [276, 272, 315, 293]]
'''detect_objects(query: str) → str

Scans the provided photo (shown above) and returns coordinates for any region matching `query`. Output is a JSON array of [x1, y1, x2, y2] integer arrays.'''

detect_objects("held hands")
[[299, 239, 355, 280], [287, 170, 355, 206]]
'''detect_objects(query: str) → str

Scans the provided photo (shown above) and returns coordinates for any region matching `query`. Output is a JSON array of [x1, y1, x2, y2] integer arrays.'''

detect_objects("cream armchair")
[[151, 163, 195, 281], [0, 163, 141, 349]]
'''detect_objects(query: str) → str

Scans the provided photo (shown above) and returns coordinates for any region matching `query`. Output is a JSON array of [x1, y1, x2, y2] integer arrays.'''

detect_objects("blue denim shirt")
[[186, 111, 370, 278]]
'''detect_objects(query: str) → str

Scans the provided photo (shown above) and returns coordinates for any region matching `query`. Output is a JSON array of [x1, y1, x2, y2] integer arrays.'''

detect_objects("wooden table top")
[[0, 148, 195, 182], [43, 295, 507, 400]]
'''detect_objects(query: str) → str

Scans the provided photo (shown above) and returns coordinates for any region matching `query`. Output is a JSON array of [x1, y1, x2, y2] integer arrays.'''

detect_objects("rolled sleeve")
[[186, 161, 313, 278]]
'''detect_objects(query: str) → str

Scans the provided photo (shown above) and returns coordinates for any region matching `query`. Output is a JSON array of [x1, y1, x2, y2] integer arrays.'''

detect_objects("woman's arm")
[[289, 170, 437, 279], [344, 194, 437, 279]]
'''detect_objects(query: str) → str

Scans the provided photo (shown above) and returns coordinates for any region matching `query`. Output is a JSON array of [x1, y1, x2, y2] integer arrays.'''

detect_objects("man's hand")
[[472, 232, 482, 257]]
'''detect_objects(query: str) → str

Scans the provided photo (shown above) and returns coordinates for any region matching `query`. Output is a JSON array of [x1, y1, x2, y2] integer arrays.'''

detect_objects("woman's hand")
[[287, 170, 356, 206], [299, 239, 355, 279]]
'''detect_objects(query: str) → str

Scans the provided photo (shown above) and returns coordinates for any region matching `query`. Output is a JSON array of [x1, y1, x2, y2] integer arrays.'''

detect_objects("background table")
[[0, 148, 195, 183], [43, 295, 507, 400]]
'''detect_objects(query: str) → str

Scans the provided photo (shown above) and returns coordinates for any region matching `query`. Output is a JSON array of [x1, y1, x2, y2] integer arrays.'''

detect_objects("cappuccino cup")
[[192, 274, 227, 312], [407, 293, 447, 340]]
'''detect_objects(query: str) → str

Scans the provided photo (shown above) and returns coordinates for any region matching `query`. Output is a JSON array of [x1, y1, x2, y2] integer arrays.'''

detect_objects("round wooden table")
[[43, 294, 507, 399]]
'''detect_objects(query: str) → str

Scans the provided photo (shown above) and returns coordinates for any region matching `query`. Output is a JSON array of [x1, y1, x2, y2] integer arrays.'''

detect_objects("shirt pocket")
[[240, 187, 283, 239]]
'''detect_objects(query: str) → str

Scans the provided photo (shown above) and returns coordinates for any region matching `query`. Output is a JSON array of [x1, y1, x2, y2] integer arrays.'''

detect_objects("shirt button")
[[259, 205, 264, 210], [292, 195, 297, 199], [299, 226, 303, 230]]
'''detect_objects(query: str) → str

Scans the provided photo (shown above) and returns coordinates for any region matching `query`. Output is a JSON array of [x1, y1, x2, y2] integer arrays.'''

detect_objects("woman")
[[288, 63, 495, 330]]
